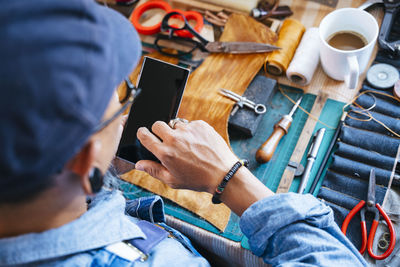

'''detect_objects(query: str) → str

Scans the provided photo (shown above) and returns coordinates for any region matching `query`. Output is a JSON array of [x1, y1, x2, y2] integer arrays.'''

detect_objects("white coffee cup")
[[319, 8, 379, 89]]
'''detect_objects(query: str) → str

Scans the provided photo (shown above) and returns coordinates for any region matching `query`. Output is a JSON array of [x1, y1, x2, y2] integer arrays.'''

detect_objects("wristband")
[[212, 159, 249, 204]]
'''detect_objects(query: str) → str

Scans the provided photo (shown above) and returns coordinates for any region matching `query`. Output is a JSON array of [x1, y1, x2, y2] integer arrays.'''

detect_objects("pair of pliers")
[[341, 169, 396, 260]]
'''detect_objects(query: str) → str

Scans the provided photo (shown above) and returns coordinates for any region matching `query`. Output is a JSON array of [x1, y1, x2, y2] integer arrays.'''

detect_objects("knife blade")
[[205, 41, 280, 54]]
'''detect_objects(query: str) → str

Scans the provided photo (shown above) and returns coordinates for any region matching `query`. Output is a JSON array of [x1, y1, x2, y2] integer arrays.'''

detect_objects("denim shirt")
[[0, 191, 366, 266]]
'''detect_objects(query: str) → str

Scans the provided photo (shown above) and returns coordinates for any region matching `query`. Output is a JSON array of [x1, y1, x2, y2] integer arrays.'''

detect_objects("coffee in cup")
[[319, 8, 379, 89], [327, 31, 368, 51]]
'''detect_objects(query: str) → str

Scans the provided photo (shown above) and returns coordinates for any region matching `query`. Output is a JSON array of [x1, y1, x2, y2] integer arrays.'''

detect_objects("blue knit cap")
[[0, 0, 141, 201]]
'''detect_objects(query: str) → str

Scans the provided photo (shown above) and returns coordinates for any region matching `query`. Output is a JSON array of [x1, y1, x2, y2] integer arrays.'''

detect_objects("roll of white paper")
[[286, 27, 320, 86]]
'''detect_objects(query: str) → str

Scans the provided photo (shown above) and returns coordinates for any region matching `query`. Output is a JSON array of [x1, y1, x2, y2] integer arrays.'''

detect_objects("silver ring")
[[168, 118, 189, 129]]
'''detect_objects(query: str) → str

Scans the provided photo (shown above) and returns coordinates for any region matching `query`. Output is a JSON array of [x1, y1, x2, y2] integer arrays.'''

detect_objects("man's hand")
[[136, 119, 273, 216], [135, 120, 238, 194]]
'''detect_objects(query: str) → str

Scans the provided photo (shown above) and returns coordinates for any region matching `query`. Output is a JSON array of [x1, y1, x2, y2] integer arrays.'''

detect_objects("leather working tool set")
[[316, 28, 400, 262]]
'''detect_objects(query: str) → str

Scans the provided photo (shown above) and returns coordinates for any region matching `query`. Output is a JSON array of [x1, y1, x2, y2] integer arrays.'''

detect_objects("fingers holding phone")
[[151, 121, 175, 141], [136, 120, 238, 194], [116, 57, 189, 164]]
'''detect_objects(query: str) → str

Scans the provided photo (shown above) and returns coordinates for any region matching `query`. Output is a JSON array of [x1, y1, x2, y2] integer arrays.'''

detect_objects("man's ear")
[[66, 140, 101, 194]]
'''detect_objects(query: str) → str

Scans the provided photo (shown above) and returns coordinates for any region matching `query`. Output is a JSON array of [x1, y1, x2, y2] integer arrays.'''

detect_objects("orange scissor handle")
[[130, 1, 203, 37], [167, 10, 204, 38], [359, 221, 368, 254], [341, 200, 368, 254], [367, 203, 396, 260], [130, 1, 172, 35]]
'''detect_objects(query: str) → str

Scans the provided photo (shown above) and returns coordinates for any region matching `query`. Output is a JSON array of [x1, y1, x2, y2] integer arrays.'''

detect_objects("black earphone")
[[89, 167, 104, 194]]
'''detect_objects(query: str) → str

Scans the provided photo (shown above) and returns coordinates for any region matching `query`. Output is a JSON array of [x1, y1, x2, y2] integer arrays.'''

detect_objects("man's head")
[[0, 0, 141, 202]]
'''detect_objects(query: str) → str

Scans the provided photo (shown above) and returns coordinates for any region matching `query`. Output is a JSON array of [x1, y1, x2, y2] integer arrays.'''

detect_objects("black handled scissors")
[[154, 12, 280, 58], [341, 169, 396, 260]]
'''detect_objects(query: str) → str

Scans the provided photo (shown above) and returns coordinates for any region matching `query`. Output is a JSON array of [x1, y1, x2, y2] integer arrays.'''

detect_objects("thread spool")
[[267, 19, 305, 76], [286, 27, 320, 85]]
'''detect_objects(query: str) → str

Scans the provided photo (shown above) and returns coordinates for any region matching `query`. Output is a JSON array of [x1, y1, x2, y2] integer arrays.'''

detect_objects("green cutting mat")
[[229, 86, 314, 192], [239, 96, 345, 250], [120, 85, 345, 247]]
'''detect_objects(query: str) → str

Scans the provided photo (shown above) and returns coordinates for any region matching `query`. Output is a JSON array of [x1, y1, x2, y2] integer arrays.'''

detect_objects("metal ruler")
[[276, 93, 328, 193]]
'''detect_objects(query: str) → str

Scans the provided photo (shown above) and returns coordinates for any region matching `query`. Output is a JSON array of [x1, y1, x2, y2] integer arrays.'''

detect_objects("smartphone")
[[117, 57, 190, 163]]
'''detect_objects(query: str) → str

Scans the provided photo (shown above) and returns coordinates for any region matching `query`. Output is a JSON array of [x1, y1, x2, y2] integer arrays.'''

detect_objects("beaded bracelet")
[[212, 159, 249, 204]]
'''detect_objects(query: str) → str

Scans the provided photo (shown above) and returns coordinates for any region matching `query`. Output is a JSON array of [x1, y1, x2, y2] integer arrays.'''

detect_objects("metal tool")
[[366, 63, 400, 89], [297, 128, 325, 194], [228, 75, 277, 137], [251, 6, 293, 20], [155, 12, 280, 58], [220, 88, 267, 116], [359, 0, 400, 56], [309, 112, 347, 194], [256, 96, 303, 163], [341, 169, 396, 260], [204, 42, 279, 54]]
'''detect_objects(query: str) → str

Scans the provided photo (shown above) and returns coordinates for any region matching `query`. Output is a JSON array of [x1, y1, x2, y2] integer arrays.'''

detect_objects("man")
[[0, 0, 366, 266]]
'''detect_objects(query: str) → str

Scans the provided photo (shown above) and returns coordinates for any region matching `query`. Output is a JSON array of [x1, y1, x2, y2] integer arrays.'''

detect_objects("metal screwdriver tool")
[[256, 96, 303, 163]]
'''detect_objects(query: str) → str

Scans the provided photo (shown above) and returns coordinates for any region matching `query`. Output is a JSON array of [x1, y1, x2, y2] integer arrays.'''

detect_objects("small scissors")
[[341, 169, 396, 260], [155, 12, 280, 58]]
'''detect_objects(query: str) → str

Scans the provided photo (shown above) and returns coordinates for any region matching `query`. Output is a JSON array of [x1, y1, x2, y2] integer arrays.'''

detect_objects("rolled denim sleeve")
[[240, 193, 367, 266]]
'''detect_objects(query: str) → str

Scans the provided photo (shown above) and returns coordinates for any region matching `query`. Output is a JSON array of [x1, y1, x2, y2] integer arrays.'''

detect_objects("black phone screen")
[[116, 57, 189, 163]]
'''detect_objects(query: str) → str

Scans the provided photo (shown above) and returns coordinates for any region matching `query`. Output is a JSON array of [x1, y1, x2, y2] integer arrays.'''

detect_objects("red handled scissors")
[[341, 169, 396, 260], [130, 0, 203, 37]]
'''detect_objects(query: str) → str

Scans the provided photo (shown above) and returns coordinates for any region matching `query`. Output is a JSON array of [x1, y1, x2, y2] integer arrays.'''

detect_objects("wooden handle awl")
[[256, 115, 293, 163]]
